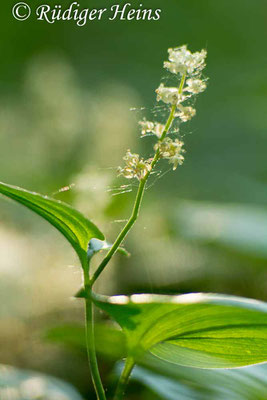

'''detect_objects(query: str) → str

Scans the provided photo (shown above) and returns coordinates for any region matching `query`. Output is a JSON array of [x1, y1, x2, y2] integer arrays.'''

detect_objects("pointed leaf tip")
[[0, 181, 104, 265]]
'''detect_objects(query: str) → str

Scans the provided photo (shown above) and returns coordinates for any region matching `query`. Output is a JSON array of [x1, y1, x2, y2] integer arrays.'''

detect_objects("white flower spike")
[[119, 45, 207, 180]]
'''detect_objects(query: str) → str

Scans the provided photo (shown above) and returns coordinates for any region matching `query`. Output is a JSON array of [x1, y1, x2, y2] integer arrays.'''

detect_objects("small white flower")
[[164, 45, 207, 76], [175, 105, 196, 122], [118, 150, 151, 180], [156, 84, 179, 105], [184, 78, 207, 94], [155, 138, 185, 170], [190, 49, 207, 73], [156, 84, 187, 105], [153, 123, 165, 138], [164, 61, 187, 75], [139, 119, 154, 135], [138, 120, 165, 138], [170, 154, 185, 170]]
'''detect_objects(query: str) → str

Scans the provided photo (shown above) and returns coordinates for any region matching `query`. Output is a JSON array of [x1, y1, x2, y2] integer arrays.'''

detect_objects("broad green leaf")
[[92, 292, 267, 368], [130, 365, 203, 400], [45, 323, 126, 360], [45, 323, 267, 399], [0, 364, 83, 400], [131, 362, 267, 400], [0, 181, 104, 265]]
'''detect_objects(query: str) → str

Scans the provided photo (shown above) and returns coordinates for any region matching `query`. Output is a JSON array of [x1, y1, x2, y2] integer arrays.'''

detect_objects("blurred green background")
[[1, 0, 267, 398]]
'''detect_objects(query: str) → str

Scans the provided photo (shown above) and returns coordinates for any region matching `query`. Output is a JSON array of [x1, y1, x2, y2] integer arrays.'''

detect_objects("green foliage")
[[45, 322, 267, 399], [131, 362, 267, 400], [0, 364, 83, 400], [1, 179, 267, 398], [1, 5, 267, 398], [0, 181, 104, 266], [92, 292, 267, 368]]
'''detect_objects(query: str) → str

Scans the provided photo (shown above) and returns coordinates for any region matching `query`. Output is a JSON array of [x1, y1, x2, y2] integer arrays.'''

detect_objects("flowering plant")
[[0, 46, 266, 400], [119, 45, 207, 177]]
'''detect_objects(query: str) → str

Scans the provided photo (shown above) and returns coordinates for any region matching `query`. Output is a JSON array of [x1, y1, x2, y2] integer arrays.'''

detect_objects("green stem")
[[91, 178, 146, 285], [179, 73, 186, 95], [91, 74, 186, 286], [82, 73, 187, 400], [150, 103, 176, 169], [114, 358, 135, 400], [84, 268, 106, 400]]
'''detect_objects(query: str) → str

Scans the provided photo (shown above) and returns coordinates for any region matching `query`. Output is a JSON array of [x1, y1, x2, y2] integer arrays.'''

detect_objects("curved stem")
[[91, 178, 146, 285], [114, 358, 135, 400], [91, 74, 186, 286], [84, 268, 106, 400], [82, 73, 187, 400]]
